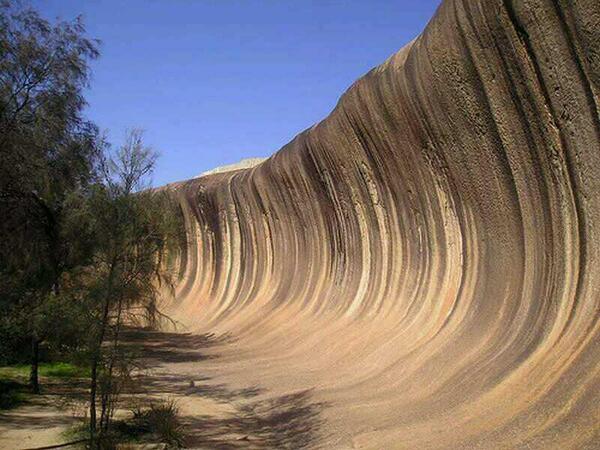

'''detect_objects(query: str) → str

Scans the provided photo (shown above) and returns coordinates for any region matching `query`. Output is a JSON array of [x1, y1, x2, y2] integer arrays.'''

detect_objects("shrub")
[[129, 400, 185, 448], [109, 399, 185, 448]]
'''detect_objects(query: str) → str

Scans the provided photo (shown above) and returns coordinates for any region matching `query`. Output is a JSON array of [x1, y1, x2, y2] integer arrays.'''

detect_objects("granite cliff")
[[163, 1, 600, 447]]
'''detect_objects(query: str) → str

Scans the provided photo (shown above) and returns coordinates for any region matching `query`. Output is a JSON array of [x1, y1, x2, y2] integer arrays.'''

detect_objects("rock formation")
[[164, 0, 600, 448]]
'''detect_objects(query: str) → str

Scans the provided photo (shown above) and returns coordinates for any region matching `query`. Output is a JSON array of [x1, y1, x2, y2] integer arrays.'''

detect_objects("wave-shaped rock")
[[164, 1, 600, 448]]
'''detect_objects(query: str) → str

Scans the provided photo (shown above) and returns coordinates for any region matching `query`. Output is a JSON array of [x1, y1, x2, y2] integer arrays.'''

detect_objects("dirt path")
[[0, 329, 328, 449], [124, 328, 328, 448], [0, 378, 84, 449]]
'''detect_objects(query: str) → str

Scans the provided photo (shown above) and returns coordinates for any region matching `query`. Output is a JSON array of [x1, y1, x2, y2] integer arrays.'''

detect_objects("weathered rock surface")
[[164, 1, 600, 448]]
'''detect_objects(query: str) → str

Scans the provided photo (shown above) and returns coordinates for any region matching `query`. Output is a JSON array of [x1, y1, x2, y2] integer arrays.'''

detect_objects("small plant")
[[133, 400, 185, 448], [113, 399, 185, 448], [61, 422, 88, 440]]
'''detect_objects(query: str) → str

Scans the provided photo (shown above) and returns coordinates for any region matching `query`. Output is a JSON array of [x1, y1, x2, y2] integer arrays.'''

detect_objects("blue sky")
[[33, 0, 441, 186]]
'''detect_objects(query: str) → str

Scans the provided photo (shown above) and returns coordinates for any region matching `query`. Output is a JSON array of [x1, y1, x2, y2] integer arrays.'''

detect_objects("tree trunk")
[[89, 262, 116, 447], [89, 352, 99, 447], [100, 294, 124, 433], [30, 336, 40, 394], [89, 305, 109, 447]]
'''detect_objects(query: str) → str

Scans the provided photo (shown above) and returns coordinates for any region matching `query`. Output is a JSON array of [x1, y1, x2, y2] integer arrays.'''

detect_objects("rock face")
[[165, 1, 600, 448]]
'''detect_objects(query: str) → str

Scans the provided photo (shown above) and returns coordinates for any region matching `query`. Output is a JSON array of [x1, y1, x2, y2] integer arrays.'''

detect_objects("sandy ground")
[[0, 328, 324, 449], [0, 378, 84, 449], [0, 403, 77, 449]]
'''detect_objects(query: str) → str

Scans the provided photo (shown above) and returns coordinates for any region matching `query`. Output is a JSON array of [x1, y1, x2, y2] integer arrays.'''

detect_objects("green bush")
[[113, 400, 185, 448]]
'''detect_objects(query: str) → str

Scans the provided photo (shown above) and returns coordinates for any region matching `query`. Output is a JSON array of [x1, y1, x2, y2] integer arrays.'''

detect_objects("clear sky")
[[33, 0, 441, 187]]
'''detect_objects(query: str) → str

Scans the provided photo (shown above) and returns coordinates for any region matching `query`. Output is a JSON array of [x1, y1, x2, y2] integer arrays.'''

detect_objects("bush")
[[115, 400, 185, 448], [143, 400, 185, 447]]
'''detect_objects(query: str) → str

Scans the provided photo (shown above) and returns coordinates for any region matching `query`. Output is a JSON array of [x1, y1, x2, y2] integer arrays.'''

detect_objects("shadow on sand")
[[122, 328, 329, 449], [182, 390, 326, 449]]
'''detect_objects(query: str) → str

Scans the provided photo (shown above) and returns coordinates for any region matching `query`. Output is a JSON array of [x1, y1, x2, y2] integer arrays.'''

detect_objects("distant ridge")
[[196, 157, 266, 178]]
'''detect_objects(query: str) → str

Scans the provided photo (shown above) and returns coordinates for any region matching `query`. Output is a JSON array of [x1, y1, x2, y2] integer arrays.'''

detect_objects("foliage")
[[0, 0, 102, 393], [63, 399, 185, 448], [0, 0, 101, 293], [113, 400, 185, 448], [0, 3, 187, 447], [82, 129, 185, 447]]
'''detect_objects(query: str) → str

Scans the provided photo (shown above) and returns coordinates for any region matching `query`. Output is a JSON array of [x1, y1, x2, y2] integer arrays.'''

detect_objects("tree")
[[0, 0, 101, 393], [84, 130, 182, 447], [0, 6, 187, 447]]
